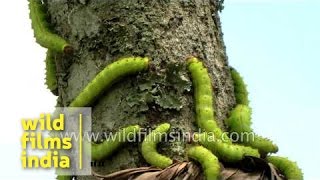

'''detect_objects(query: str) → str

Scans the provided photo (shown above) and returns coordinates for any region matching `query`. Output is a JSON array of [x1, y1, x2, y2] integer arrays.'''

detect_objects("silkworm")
[[195, 132, 260, 163], [230, 68, 249, 106], [266, 156, 303, 180], [86, 125, 141, 161], [227, 69, 278, 154], [187, 146, 220, 180], [45, 50, 58, 95], [141, 123, 173, 169], [187, 57, 231, 143], [226, 104, 278, 154], [28, 0, 72, 53], [69, 57, 149, 107]]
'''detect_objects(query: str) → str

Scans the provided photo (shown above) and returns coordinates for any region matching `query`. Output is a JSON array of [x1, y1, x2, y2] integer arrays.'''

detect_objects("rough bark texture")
[[46, 0, 235, 178]]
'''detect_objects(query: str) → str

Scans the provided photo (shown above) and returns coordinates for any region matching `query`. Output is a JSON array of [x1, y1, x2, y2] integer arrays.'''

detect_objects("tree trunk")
[[46, 0, 235, 178]]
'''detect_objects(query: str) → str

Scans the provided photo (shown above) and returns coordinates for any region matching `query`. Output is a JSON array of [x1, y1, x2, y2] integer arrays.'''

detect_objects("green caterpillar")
[[230, 68, 249, 106], [28, 0, 72, 53], [187, 146, 220, 180], [55, 58, 148, 176], [195, 132, 260, 163], [69, 57, 149, 107], [266, 156, 303, 180], [187, 57, 230, 143], [85, 125, 141, 160], [141, 123, 173, 169], [45, 50, 58, 95], [226, 105, 278, 154], [226, 68, 278, 154]]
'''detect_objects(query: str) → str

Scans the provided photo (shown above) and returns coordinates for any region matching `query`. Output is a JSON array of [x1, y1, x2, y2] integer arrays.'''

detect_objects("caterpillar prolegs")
[[226, 105, 278, 154], [187, 146, 220, 180], [195, 132, 260, 163], [266, 156, 303, 180], [228, 68, 302, 179], [187, 57, 230, 143], [187, 57, 259, 164], [28, 0, 72, 53], [141, 123, 173, 169], [187, 57, 259, 159], [227, 68, 278, 154], [29, 0, 72, 96]]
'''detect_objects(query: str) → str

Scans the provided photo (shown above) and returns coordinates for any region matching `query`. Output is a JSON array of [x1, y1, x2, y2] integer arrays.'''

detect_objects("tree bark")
[[46, 0, 235, 178]]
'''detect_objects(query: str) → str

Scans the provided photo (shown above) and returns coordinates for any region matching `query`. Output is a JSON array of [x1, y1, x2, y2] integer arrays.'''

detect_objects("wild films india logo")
[[20, 108, 92, 176]]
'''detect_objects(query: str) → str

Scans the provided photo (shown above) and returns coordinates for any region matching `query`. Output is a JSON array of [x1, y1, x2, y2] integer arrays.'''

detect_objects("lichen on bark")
[[46, 0, 236, 177]]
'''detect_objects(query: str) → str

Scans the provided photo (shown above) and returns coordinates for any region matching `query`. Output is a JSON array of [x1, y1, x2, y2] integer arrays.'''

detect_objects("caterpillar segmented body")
[[141, 123, 173, 169], [227, 69, 278, 154], [69, 58, 147, 160], [45, 50, 58, 95], [230, 68, 249, 106], [70, 57, 149, 107], [266, 156, 303, 180], [187, 57, 230, 143], [195, 132, 260, 163], [54, 58, 148, 174], [28, 0, 72, 53], [85, 125, 141, 160], [187, 146, 220, 180], [226, 105, 278, 154]]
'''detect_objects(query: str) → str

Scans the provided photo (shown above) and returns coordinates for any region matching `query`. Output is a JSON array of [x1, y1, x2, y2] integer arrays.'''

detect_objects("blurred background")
[[0, 0, 318, 179]]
